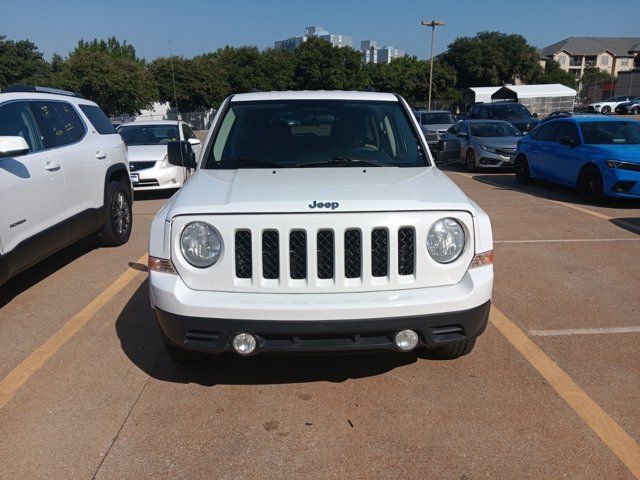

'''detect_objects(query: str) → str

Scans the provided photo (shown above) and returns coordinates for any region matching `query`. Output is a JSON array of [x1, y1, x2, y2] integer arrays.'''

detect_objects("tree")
[[442, 31, 543, 89], [366, 56, 457, 104], [0, 36, 50, 89], [292, 37, 367, 90], [50, 38, 157, 116], [537, 59, 577, 89], [578, 66, 615, 103]]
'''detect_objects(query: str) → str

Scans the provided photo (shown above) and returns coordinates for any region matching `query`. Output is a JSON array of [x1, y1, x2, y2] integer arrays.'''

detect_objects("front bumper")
[[476, 149, 515, 168], [155, 301, 491, 354], [604, 167, 640, 198], [150, 266, 493, 354], [130, 163, 184, 190]]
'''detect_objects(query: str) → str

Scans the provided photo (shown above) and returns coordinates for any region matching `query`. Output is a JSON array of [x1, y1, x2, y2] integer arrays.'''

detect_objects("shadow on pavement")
[[610, 218, 640, 235], [133, 189, 177, 202], [0, 235, 98, 308], [116, 280, 424, 386]]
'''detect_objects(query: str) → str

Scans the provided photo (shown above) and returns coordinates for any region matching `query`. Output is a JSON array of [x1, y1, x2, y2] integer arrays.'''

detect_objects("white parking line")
[[530, 326, 640, 337], [495, 238, 640, 244]]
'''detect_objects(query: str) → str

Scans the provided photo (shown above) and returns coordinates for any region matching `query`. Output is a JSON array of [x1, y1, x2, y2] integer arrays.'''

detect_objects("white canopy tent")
[[461, 87, 501, 108], [491, 84, 577, 115]]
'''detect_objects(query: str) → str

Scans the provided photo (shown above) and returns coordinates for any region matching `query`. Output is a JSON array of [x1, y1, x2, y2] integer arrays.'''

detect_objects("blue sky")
[[1, 0, 637, 60]]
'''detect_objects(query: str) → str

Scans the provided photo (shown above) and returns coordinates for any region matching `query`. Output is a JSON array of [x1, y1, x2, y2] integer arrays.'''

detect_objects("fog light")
[[394, 329, 419, 351], [232, 333, 256, 355]]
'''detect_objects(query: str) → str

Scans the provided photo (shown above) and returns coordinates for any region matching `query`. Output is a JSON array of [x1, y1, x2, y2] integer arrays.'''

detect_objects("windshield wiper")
[[296, 156, 390, 168], [217, 157, 286, 168]]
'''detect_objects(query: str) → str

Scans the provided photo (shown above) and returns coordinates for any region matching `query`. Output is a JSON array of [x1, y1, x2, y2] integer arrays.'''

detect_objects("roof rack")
[[1, 84, 84, 99]]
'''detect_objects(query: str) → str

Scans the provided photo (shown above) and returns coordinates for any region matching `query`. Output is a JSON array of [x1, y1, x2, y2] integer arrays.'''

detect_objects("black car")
[[539, 111, 602, 124], [461, 102, 540, 132], [614, 98, 640, 115]]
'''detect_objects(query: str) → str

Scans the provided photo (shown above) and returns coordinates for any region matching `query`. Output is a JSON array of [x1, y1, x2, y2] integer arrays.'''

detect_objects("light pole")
[[421, 20, 445, 111]]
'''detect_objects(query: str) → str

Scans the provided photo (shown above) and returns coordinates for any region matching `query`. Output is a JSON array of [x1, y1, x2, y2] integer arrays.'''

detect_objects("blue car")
[[515, 116, 640, 201]]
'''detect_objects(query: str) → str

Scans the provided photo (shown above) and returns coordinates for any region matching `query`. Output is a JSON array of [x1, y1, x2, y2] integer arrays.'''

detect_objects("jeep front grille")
[[233, 225, 416, 285]]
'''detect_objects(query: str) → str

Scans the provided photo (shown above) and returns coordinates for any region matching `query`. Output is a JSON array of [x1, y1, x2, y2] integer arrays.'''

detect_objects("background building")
[[361, 40, 406, 64], [539, 37, 640, 80], [275, 26, 353, 51]]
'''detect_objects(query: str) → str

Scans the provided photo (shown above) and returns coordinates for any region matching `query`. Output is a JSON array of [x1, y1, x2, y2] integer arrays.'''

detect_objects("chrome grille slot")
[[344, 229, 362, 279], [371, 228, 389, 277], [397, 227, 415, 276], [317, 230, 335, 280], [289, 230, 307, 280], [235, 231, 252, 279], [262, 230, 279, 280]]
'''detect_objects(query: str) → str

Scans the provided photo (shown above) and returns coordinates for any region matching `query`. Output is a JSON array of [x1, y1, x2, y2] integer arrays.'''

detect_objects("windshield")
[[470, 122, 521, 137], [490, 104, 531, 119], [205, 100, 427, 168], [117, 124, 179, 146], [420, 112, 456, 125], [580, 121, 640, 145]]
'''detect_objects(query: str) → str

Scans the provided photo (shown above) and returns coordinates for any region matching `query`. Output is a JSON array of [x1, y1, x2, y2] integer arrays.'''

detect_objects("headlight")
[[180, 222, 223, 268], [427, 218, 466, 263], [160, 154, 170, 169], [606, 160, 640, 172], [479, 144, 497, 153]]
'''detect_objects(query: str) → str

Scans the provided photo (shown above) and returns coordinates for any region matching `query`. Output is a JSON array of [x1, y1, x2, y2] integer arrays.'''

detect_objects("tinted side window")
[[32, 101, 85, 147], [537, 123, 559, 142], [554, 122, 580, 144], [0, 101, 45, 153], [79, 104, 116, 135], [447, 123, 459, 134]]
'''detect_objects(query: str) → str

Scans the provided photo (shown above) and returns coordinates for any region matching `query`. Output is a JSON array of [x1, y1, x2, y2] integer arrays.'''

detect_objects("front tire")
[[465, 149, 477, 172], [515, 155, 532, 184], [601, 105, 611, 115], [632, 106, 639, 115], [430, 338, 476, 359], [99, 181, 132, 247], [578, 165, 604, 202]]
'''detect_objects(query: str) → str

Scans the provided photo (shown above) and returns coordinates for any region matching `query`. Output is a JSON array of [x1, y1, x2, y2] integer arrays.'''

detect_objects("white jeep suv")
[[148, 91, 493, 362], [0, 86, 132, 285]]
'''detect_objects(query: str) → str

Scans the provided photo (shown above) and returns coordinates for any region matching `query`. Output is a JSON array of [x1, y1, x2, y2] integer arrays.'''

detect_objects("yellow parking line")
[[490, 306, 640, 478], [0, 253, 148, 410]]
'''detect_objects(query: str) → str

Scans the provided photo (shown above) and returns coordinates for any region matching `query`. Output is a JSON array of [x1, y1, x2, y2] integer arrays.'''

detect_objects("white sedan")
[[117, 120, 201, 190], [587, 95, 637, 115]]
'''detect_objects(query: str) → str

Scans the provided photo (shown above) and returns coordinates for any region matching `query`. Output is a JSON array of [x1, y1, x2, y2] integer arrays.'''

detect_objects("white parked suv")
[[116, 120, 201, 190], [148, 91, 494, 362], [0, 85, 132, 285]]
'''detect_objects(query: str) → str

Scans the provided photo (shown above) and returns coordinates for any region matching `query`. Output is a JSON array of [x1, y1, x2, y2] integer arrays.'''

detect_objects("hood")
[[127, 145, 167, 162], [421, 124, 453, 132], [587, 144, 640, 162], [168, 167, 478, 217], [472, 136, 520, 149]]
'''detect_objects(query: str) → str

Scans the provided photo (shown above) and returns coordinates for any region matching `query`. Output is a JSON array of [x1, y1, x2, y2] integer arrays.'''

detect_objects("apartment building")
[[274, 26, 353, 51], [539, 37, 640, 79], [361, 40, 406, 64]]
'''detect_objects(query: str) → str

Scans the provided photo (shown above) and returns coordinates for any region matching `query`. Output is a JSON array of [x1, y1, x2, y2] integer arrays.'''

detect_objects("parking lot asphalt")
[[0, 167, 639, 479]]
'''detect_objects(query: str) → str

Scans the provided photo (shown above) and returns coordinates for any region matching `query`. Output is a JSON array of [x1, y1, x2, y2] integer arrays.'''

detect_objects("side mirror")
[[0, 136, 29, 158], [167, 141, 197, 168], [533, 112, 538, 118], [187, 137, 201, 147], [559, 136, 577, 147]]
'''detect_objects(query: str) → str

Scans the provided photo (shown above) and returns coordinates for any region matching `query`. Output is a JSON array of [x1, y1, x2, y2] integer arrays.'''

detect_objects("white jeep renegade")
[[0, 86, 132, 285], [148, 91, 493, 362]]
